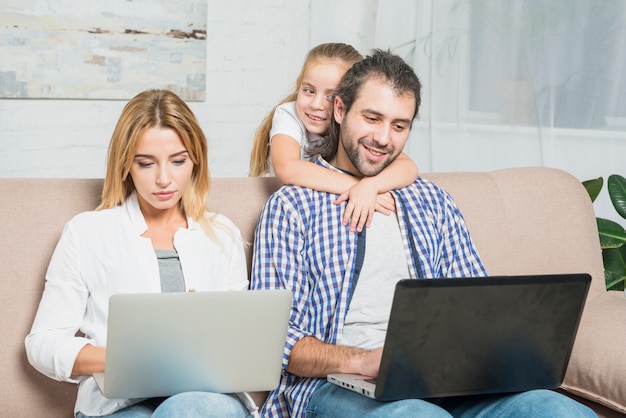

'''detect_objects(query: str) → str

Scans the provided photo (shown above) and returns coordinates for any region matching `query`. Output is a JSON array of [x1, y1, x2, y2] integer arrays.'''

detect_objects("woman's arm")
[[25, 221, 96, 382]]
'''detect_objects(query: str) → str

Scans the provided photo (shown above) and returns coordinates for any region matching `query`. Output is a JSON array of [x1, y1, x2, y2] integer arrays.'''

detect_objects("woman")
[[25, 89, 255, 417]]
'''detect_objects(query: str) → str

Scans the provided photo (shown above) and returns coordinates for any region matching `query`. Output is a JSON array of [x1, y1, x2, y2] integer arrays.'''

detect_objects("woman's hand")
[[72, 344, 106, 376]]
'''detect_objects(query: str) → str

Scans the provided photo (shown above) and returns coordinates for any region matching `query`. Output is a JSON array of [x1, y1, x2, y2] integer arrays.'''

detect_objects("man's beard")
[[339, 121, 397, 177]]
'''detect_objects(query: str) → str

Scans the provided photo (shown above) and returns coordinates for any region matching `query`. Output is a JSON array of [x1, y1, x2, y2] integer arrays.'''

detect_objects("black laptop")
[[327, 274, 590, 401]]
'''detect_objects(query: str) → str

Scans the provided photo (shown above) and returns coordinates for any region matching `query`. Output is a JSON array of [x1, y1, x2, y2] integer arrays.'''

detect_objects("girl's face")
[[129, 127, 194, 218], [295, 61, 347, 136]]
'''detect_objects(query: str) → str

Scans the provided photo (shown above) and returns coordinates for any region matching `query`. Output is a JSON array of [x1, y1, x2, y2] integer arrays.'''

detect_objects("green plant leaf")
[[603, 245, 626, 291], [608, 174, 626, 220], [597, 217, 626, 248], [582, 177, 603, 202]]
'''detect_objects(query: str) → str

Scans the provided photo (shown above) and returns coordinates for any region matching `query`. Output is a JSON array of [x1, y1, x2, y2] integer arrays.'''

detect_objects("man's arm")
[[287, 336, 383, 378]]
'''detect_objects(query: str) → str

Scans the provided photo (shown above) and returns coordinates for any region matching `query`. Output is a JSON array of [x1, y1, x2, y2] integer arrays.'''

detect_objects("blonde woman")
[[26, 89, 255, 417]]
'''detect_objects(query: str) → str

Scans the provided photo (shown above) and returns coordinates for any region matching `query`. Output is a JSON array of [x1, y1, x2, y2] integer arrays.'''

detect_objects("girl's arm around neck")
[[271, 137, 418, 193], [271, 136, 419, 232], [271, 134, 358, 192], [366, 152, 419, 192]]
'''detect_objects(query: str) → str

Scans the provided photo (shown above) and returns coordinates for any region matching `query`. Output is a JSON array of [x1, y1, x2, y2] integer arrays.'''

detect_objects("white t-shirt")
[[265, 101, 324, 176], [340, 211, 411, 349]]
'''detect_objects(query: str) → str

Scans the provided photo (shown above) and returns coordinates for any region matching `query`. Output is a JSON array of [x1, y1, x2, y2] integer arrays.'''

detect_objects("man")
[[251, 50, 595, 418]]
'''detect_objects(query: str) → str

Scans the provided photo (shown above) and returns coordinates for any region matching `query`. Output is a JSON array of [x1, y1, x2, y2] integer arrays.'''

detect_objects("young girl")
[[25, 90, 255, 417], [249, 43, 419, 232]]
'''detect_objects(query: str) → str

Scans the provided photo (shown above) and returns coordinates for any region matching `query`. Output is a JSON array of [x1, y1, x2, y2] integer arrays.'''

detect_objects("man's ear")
[[334, 96, 346, 124]]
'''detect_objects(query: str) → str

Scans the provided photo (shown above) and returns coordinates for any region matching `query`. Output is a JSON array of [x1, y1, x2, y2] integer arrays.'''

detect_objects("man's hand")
[[357, 347, 383, 378], [286, 336, 383, 378]]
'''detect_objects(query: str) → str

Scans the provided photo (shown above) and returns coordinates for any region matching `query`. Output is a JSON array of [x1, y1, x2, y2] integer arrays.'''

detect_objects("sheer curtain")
[[374, 0, 626, 197]]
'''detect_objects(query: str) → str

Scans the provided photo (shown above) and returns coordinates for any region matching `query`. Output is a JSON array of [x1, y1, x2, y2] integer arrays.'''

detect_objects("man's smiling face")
[[332, 78, 416, 177]]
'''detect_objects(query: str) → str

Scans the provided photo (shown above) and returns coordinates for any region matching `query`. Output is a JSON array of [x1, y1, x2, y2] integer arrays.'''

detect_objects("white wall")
[[0, 0, 376, 178], [1, 0, 623, 223]]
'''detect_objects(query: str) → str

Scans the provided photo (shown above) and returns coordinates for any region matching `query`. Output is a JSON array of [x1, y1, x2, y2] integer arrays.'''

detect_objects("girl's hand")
[[375, 192, 396, 215], [334, 179, 379, 232]]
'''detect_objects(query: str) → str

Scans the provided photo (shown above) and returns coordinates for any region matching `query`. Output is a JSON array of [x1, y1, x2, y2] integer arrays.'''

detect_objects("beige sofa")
[[1, 168, 625, 417]]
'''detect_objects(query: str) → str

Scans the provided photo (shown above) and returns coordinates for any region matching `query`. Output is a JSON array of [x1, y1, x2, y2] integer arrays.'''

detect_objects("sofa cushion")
[[562, 290, 626, 414]]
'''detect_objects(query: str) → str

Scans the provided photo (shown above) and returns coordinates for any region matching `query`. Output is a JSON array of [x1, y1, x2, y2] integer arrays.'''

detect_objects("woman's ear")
[[334, 96, 346, 124]]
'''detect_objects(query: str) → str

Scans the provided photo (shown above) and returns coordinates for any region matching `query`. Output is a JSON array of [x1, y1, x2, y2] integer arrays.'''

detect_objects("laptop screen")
[[375, 274, 590, 400]]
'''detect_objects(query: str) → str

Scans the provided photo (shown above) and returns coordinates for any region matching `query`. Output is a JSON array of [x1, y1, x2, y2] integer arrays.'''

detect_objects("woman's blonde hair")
[[98, 89, 216, 236], [249, 42, 363, 176]]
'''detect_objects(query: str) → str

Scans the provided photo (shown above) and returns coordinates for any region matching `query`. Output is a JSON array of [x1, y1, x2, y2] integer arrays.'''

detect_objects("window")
[[467, 0, 626, 130]]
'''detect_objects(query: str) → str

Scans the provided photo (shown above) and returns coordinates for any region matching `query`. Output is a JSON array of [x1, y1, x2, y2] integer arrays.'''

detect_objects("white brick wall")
[[0, 0, 377, 178], [3, 1, 624, 222]]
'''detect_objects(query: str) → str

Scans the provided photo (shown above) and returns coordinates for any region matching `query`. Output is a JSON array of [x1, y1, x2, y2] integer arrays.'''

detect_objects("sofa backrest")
[[424, 169, 605, 298], [0, 168, 605, 416]]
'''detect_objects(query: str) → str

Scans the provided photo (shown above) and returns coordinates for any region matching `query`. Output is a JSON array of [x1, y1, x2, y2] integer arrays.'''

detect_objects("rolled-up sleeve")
[[25, 221, 92, 383]]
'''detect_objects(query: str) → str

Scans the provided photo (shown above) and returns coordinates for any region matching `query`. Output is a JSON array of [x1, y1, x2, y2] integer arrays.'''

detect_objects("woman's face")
[[129, 127, 194, 217], [295, 62, 347, 136]]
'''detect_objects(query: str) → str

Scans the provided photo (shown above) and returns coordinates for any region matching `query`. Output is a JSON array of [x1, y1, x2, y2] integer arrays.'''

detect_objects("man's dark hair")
[[310, 49, 422, 161]]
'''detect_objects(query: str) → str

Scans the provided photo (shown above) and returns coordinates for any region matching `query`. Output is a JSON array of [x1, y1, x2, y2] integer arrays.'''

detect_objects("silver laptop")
[[328, 274, 590, 401], [94, 289, 291, 399]]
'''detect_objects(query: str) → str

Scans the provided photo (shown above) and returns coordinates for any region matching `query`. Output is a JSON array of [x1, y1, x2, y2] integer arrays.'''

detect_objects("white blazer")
[[25, 193, 250, 416]]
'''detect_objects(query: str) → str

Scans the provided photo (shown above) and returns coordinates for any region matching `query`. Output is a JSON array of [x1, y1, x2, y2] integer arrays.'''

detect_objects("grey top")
[[155, 249, 185, 293]]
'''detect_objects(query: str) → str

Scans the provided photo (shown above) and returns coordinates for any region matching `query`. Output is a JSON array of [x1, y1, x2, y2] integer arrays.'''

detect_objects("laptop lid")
[[329, 273, 590, 401], [94, 289, 291, 399]]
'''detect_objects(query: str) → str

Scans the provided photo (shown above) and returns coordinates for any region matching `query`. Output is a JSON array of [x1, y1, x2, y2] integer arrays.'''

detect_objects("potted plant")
[[583, 174, 626, 291]]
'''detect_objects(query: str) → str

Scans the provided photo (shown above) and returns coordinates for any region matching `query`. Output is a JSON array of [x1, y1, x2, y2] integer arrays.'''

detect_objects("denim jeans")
[[76, 392, 252, 418], [306, 381, 597, 418]]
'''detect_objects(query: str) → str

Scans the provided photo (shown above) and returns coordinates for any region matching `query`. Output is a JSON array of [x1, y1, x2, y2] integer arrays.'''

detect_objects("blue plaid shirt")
[[251, 157, 487, 418]]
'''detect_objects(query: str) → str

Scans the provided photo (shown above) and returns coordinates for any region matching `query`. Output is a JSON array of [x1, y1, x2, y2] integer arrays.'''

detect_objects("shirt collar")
[[125, 191, 200, 236], [314, 155, 358, 177]]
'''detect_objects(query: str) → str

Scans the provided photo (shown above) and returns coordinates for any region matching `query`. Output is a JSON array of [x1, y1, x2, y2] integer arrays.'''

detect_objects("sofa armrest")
[[562, 290, 626, 414]]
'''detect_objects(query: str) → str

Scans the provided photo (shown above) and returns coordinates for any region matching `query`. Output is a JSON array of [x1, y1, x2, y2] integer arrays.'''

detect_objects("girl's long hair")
[[249, 43, 362, 176]]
